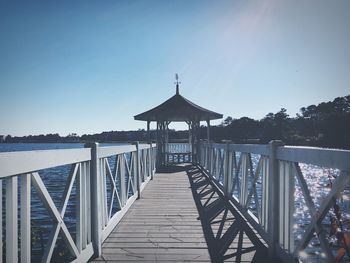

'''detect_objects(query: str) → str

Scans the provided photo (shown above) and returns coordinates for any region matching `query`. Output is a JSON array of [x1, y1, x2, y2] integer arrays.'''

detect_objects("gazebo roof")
[[134, 87, 223, 122]]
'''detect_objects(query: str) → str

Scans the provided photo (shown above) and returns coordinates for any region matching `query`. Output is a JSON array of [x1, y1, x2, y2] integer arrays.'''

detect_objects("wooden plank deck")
[[91, 164, 268, 262]]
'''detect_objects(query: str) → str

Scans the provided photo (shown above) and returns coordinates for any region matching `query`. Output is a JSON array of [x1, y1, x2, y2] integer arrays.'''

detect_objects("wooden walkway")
[[92, 165, 268, 262]]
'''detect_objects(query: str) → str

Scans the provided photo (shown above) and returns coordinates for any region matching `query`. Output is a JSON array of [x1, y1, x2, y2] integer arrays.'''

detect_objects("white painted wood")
[[120, 154, 126, 205], [138, 144, 152, 150], [59, 163, 79, 216], [198, 141, 350, 262], [81, 162, 87, 250], [20, 173, 31, 263], [98, 145, 137, 158], [86, 161, 92, 244], [278, 161, 294, 252], [76, 163, 83, 253], [229, 144, 269, 156], [268, 140, 283, 258], [136, 142, 141, 199], [6, 176, 18, 263], [101, 159, 108, 227], [277, 146, 350, 171], [71, 243, 94, 263], [101, 194, 138, 241], [31, 172, 80, 258], [41, 223, 60, 263], [106, 158, 121, 219], [245, 157, 262, 209], [0, 148, 90, 177], [240, 153, 249, 205], [85, 142, 102, 257], [231, 153, 242, 194], [60, 222, 79, 258], [261, 157, 269, 230]]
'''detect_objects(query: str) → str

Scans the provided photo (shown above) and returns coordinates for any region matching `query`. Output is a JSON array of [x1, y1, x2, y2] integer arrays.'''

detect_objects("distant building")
[[0, 135, 4, 143]]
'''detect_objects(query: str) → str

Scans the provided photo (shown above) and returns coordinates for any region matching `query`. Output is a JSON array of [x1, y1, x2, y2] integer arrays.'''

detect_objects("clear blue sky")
[[1, 0, 349, 136]]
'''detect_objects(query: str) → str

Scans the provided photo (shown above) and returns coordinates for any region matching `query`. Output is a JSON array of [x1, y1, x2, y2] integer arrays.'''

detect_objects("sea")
[[0, 143, 349, 262]]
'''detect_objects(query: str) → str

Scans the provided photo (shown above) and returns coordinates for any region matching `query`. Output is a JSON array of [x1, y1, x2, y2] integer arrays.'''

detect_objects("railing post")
[[149, 143, 153, 180], [135, 141, 141, 199], [224, 143, 232, 196], [85, 142, 102, 257], [268, 140, 283, 259]]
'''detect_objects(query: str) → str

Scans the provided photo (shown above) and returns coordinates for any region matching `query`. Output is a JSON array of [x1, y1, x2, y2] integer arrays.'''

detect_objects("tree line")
[[2, 95, 350, 149], [209, 95, 350, 149]]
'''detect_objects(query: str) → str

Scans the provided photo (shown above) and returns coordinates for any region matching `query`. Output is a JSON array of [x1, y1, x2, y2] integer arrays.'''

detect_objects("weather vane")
[[175, 73, 181, 94]]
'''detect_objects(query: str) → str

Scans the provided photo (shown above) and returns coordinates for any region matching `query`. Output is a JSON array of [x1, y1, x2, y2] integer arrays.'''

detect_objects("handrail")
[[277, 146, 350, 170], [198, 141, 350, 263], [0, 148, 91, 178], [0, 142, 157, 263]]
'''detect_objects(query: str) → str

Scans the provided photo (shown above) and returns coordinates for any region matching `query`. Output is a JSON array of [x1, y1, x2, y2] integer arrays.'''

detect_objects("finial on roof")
[[175, 73, 181, 94]]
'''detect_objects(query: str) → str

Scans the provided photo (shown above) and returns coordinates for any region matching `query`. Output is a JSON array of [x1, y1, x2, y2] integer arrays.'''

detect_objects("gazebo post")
[[147, 120, 150, 143], [160, 121, 164, 165], [186, 121, 192, 161], [194, 121, 200, 163], [156, 121, 159, 165], [206, 119, 210, 142]]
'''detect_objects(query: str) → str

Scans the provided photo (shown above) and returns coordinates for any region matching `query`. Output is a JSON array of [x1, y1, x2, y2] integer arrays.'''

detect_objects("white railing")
[[0, 142, 156, 263], [198, 141, 350, 262], [166, 143, 192, 153], [164, 143, 192, 164]]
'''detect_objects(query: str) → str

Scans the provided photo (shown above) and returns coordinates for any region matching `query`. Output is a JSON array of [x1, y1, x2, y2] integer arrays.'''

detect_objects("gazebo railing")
[[164, 143, 192, 164]]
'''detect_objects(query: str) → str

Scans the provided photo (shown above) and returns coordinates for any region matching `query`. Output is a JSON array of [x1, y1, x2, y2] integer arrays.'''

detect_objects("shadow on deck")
[[187, 165, 269, 262]]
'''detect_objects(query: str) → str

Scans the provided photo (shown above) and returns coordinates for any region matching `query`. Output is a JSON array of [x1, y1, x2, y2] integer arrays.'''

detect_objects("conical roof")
[[134, 89, 223, 122]]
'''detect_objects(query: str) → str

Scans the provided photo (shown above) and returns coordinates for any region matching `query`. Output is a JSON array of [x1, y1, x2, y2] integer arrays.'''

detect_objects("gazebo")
[[134, 76, 223, 165]]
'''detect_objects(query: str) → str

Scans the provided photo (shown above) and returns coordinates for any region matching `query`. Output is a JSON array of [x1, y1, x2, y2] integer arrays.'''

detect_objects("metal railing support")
[[268, 140, 283, 259], [85, 142, 102, 258]]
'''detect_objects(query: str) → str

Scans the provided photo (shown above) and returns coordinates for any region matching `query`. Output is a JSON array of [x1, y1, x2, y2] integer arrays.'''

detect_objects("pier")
[[0, 86, 350, 263], [1, 142, 350, 262]]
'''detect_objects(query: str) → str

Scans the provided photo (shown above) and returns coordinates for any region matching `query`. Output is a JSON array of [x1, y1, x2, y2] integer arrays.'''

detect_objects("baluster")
[[21, 174, 31, 263], [135, 142, 141, 199], [120, 154, 126, 206], [86, 161, 92, 244], [148, 146, 153, 180], [278, 161, 294, 252], [76, 163, 82, 253], [261, 156, 269, 230], [6, 176, 18, 263], [144, 149, 146, 174], [101, 159, 108, 227], [240, 154, 249, 205]]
